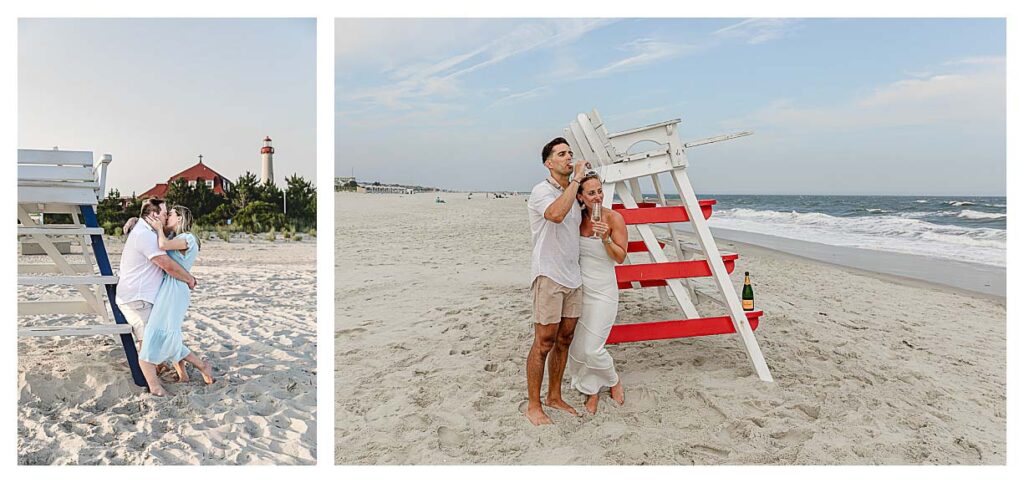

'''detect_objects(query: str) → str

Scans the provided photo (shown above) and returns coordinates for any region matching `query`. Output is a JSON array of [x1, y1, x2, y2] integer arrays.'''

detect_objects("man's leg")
[[526, 323, 558, 425], [545, 316, 579, 416]]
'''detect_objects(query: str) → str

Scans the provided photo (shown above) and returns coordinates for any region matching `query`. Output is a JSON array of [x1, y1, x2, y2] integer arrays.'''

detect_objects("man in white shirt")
[[116, 198, 196, 346], [525, 137, 589, 426]]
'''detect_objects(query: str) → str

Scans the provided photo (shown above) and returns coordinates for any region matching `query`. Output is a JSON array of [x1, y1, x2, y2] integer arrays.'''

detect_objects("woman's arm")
[[601, 211, 628, 264], [145, 215, 189, 251]]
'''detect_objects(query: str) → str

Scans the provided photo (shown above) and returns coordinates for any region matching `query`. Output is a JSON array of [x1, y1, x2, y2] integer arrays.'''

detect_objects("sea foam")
[[707, 208, 1005, 267]]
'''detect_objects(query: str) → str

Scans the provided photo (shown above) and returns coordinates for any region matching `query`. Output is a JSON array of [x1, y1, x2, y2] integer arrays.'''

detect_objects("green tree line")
[[98, 172, 316, 235]]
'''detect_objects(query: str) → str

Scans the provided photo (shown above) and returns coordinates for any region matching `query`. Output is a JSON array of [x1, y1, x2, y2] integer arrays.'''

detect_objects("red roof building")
[[139, 156, 232, 199]]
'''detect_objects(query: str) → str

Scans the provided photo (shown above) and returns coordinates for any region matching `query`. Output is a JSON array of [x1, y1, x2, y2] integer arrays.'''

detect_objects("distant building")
[[139, 155, 233, 199], [361, 184, 415, 194]]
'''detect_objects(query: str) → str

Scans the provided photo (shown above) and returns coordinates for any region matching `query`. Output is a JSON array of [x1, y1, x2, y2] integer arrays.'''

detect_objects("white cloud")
[[727, 57, 1005, 131], [579, 38, 699, 80], [943, 55, 1005, 66], [489, 86, 553, 107], [713, 18, 801, 45], [338, 19, 613, 117]]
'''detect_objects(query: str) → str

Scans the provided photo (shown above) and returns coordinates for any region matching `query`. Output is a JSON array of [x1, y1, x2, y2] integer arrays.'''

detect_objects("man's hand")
[[573, 159, 590, 181], [151, 254, 195, 289]]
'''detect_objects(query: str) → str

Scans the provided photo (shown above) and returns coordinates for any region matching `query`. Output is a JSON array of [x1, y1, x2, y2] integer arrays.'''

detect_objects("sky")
[[335, 18, 1005, 196], [20, 18, 316, 196]]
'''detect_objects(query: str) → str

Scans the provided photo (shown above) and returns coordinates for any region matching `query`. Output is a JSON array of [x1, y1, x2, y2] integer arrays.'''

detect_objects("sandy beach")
[[335, 191, 1005, 464], [18, 236, 317, 465]]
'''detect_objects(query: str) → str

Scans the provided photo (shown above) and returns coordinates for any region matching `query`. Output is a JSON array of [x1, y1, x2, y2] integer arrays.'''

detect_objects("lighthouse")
[[260, 136, 275, 185]]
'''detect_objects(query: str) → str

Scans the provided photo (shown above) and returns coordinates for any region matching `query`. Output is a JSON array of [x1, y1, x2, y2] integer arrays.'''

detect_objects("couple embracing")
[[525, 137, 628, 425], [117, 198, 215, 397]]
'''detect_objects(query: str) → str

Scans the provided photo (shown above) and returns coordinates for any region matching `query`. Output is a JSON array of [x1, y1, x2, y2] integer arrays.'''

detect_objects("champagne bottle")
[[742, 271, 754, 311]]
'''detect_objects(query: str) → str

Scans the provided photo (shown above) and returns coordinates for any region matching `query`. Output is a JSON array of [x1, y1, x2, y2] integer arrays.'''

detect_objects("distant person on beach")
[[567, 173, 627, 414], [524, 136, 590, 425]]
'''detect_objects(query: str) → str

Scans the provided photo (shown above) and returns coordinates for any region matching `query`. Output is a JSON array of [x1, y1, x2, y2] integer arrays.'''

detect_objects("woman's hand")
[[145, 213, 165, 231], [592, 221, 610, 239], [123, 217, 139, 234]]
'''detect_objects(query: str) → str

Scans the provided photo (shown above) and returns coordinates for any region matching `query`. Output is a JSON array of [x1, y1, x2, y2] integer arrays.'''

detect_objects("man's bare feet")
[[525, 404, 553, 426], [199, 360, 216, 385], [545, 397, 580, 416], [610, 381, 625, 405], [585, 394, 599, 415]]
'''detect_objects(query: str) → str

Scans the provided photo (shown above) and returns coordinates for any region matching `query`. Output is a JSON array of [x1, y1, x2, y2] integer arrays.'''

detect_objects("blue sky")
[[20, 18, 316, 195], [335, 18, 1005, 195]]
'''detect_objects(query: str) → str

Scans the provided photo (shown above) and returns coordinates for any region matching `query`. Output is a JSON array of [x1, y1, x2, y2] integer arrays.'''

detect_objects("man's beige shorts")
[[531, 276, 582, 325], [119, 300, 153, 342]]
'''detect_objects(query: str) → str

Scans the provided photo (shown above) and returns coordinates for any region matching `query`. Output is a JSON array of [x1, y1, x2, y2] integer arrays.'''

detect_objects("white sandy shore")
[[18, 237, 317, 465], [335, 191, 1004, 464]]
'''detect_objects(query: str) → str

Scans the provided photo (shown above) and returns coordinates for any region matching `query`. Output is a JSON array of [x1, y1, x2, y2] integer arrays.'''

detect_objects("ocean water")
[[661, 195, 1007, 268]]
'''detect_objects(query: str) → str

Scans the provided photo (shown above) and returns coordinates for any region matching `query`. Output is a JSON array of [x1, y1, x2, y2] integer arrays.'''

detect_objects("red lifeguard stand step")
[[607, 311, 763, 344]]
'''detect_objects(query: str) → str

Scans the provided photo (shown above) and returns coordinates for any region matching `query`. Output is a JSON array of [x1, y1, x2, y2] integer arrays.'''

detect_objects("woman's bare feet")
[[173, 361, 190, 383], [610, 381, 625, 405], [199, 360, 216, 385], [585, 394, 599, 414], [149, 385, 168, 397]]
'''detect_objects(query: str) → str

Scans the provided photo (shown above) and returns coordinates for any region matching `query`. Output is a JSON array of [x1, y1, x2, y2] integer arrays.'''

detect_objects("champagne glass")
[[590, 202, 602, 239]]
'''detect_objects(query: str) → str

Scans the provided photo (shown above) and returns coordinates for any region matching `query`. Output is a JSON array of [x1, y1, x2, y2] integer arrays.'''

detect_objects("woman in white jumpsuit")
[[567, 174, 628, 414]]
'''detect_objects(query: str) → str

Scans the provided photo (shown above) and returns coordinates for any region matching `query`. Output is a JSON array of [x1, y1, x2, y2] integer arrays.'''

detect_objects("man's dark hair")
[[139, 198, 165, 218], [542, 137, 570, 164]]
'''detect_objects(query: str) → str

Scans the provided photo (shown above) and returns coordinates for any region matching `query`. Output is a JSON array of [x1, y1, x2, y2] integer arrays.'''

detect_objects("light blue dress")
[[139, 233, 197, 365]]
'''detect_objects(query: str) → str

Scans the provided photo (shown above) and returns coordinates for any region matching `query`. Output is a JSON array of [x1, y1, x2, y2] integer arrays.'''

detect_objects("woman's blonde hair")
[[171, 205, 200, 250]]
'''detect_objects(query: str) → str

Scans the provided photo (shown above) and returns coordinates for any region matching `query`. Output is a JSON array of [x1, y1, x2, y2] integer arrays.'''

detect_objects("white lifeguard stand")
[[17, 148, 146, 386], [565, 109, 773, 382]]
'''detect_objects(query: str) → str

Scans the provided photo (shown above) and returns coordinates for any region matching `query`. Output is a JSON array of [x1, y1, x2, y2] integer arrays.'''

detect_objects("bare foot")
[[525, 405, 553, 426], [173, 361, 190, 383], [610, 381, 624, 405], [199, 360, 216, 385], [149, 385, 168, 397], [545, 397, 580, 416], [585, 394, 599, 415]]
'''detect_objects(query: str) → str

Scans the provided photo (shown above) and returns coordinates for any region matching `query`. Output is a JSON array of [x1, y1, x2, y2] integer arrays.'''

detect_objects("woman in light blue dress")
[[137, 205, 215, 397]]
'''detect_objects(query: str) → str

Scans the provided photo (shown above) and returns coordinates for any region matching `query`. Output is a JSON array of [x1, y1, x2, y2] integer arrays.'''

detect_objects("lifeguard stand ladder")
[[17, 149, 146, 387], [564, 110, 773, 382]]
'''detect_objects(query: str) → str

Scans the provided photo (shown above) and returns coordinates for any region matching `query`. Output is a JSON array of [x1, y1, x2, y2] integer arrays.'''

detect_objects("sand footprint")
[[691, 443, 730, 459], [437, 426, 466, 452], [630, 387, 660, 411], [771, 427, 815, 444]]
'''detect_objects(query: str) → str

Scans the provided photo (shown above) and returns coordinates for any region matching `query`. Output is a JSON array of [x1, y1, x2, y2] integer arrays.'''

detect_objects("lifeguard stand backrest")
[[18, 149, 110, 207]]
